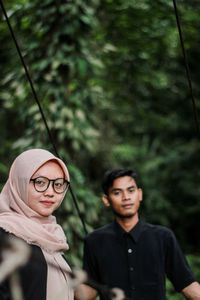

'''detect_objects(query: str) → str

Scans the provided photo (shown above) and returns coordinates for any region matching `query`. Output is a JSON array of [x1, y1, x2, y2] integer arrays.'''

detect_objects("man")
[[82, 168, 200, 300]]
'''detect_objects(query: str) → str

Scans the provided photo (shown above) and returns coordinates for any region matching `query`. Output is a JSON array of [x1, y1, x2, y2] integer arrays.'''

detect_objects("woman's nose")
[[44, 182, 54, 195]]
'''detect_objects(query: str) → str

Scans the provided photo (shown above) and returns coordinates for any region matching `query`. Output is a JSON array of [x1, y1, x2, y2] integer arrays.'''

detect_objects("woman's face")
[[28, 160, 65, 217]]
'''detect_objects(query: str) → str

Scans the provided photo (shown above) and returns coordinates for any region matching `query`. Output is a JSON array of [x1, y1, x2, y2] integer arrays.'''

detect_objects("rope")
[[172, 0, 200, 139], [0, 0, 88, 235]]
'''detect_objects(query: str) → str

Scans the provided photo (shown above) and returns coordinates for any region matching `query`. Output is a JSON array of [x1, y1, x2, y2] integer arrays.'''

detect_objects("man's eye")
[[113, 191, 120, 195], [55, 183, 62, 187], [129, 189, 135, 193]]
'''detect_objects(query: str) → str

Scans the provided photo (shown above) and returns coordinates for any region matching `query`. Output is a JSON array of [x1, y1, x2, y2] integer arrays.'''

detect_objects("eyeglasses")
[[30, 176, 70, 194]]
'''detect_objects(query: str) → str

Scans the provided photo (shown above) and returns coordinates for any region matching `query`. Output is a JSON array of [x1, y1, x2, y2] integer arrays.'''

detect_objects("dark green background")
[[0, 0, 200, 298]]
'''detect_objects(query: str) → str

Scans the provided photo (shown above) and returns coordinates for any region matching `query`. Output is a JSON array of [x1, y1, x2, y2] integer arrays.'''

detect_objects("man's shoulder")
[[85, 223, 115, 241], [141, 220, 175, 237]]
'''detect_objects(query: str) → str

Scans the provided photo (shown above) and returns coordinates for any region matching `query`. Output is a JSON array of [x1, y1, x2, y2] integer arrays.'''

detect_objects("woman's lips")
[[41, 201, 54, 207]]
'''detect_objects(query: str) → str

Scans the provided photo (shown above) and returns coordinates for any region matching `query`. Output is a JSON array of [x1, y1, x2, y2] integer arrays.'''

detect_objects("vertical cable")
[[0, 0, 59, 156], [172, 0, 200, 139], [0, 0, 88, 235]]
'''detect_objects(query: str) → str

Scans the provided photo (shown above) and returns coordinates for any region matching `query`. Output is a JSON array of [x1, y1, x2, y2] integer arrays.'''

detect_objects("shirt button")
[[129, 267, 134, 271], [128, 248, 133, 253], [131, 286, 136, 290]]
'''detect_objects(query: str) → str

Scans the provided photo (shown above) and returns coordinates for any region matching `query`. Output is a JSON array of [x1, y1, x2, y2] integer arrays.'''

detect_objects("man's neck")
[[115, 214, 139, 232]]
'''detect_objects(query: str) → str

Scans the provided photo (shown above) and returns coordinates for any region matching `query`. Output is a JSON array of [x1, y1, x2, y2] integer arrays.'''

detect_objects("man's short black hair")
[[102, 168, 140, 195]]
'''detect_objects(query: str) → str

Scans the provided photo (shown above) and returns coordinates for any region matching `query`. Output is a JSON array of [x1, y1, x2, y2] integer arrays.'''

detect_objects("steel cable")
[[0, 0, 88, 235]]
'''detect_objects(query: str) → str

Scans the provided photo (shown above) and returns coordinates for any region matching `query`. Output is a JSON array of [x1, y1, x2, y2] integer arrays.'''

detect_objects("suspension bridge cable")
[[172, 0, 200, 139], [0, 0, 88, 235], [0, 0, 58, 157]]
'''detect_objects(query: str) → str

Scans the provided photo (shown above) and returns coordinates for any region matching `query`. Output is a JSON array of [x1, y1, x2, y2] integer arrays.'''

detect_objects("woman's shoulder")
[[0, 228, 11, 250], [0, 227, 9, 235]]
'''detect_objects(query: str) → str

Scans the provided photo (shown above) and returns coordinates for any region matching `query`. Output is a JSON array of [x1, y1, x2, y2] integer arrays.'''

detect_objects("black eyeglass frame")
[[30, 176, 70, 194]]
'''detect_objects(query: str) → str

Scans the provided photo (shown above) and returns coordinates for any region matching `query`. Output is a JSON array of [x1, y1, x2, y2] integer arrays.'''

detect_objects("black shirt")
[[83, 220, 196, 300]]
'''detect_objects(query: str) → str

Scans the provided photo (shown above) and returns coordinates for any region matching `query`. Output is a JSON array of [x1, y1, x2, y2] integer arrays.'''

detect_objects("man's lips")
[[122, 203, 134, 209]]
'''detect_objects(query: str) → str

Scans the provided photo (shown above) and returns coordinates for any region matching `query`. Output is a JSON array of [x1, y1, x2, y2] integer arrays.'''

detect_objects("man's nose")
[[122, 191, 129, 200]]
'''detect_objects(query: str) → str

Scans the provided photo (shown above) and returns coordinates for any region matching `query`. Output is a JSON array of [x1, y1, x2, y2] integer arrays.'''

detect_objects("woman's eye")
[[36, 180, 45, 185], [55, 183, 62, 187]]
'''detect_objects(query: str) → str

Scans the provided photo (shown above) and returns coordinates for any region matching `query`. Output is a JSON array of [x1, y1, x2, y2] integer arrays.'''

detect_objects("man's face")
[[103, 176, 143, 219]]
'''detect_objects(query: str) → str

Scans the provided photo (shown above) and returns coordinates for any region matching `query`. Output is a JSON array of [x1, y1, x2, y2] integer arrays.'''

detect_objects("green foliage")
[[166, 254, 200, 299], [0, 0, 102, 263], [96, 0, 200, 253], [1, 0, 200, 279]]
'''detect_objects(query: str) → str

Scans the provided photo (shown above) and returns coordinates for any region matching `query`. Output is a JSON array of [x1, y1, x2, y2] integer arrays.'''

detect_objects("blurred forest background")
[[0, 0, 200, 298]]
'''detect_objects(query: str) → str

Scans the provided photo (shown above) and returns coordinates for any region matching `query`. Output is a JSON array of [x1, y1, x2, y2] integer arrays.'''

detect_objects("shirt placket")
[[125, 233, 136, 298]]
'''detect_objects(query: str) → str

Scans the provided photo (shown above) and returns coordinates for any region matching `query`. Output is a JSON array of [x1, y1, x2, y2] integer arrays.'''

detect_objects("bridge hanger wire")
[[0, 1, 199, 298], [0, 0, 88, 236], [1, 0, 199, 235], [172, 0, 200, 139]]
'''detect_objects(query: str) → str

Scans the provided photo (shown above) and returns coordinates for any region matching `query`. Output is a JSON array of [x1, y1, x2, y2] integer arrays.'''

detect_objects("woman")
[[0, 148, 74, 300]]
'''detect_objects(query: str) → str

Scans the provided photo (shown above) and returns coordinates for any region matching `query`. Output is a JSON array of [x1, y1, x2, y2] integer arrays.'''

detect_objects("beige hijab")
[[0, 149, 74, 300], [0, 148, 70, 253]]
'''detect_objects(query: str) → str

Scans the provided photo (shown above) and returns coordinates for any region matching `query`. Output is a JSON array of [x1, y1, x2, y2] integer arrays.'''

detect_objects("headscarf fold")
[[0, 148, 70, 253]]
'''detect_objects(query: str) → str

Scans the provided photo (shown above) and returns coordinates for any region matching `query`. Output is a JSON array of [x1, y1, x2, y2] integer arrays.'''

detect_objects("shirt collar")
[[113, 219, 145, 243]]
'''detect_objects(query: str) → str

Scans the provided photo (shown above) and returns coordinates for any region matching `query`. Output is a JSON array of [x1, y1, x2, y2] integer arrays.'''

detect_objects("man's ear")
[[102, 194, 110, 207], [139, 188, 143, 202]]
